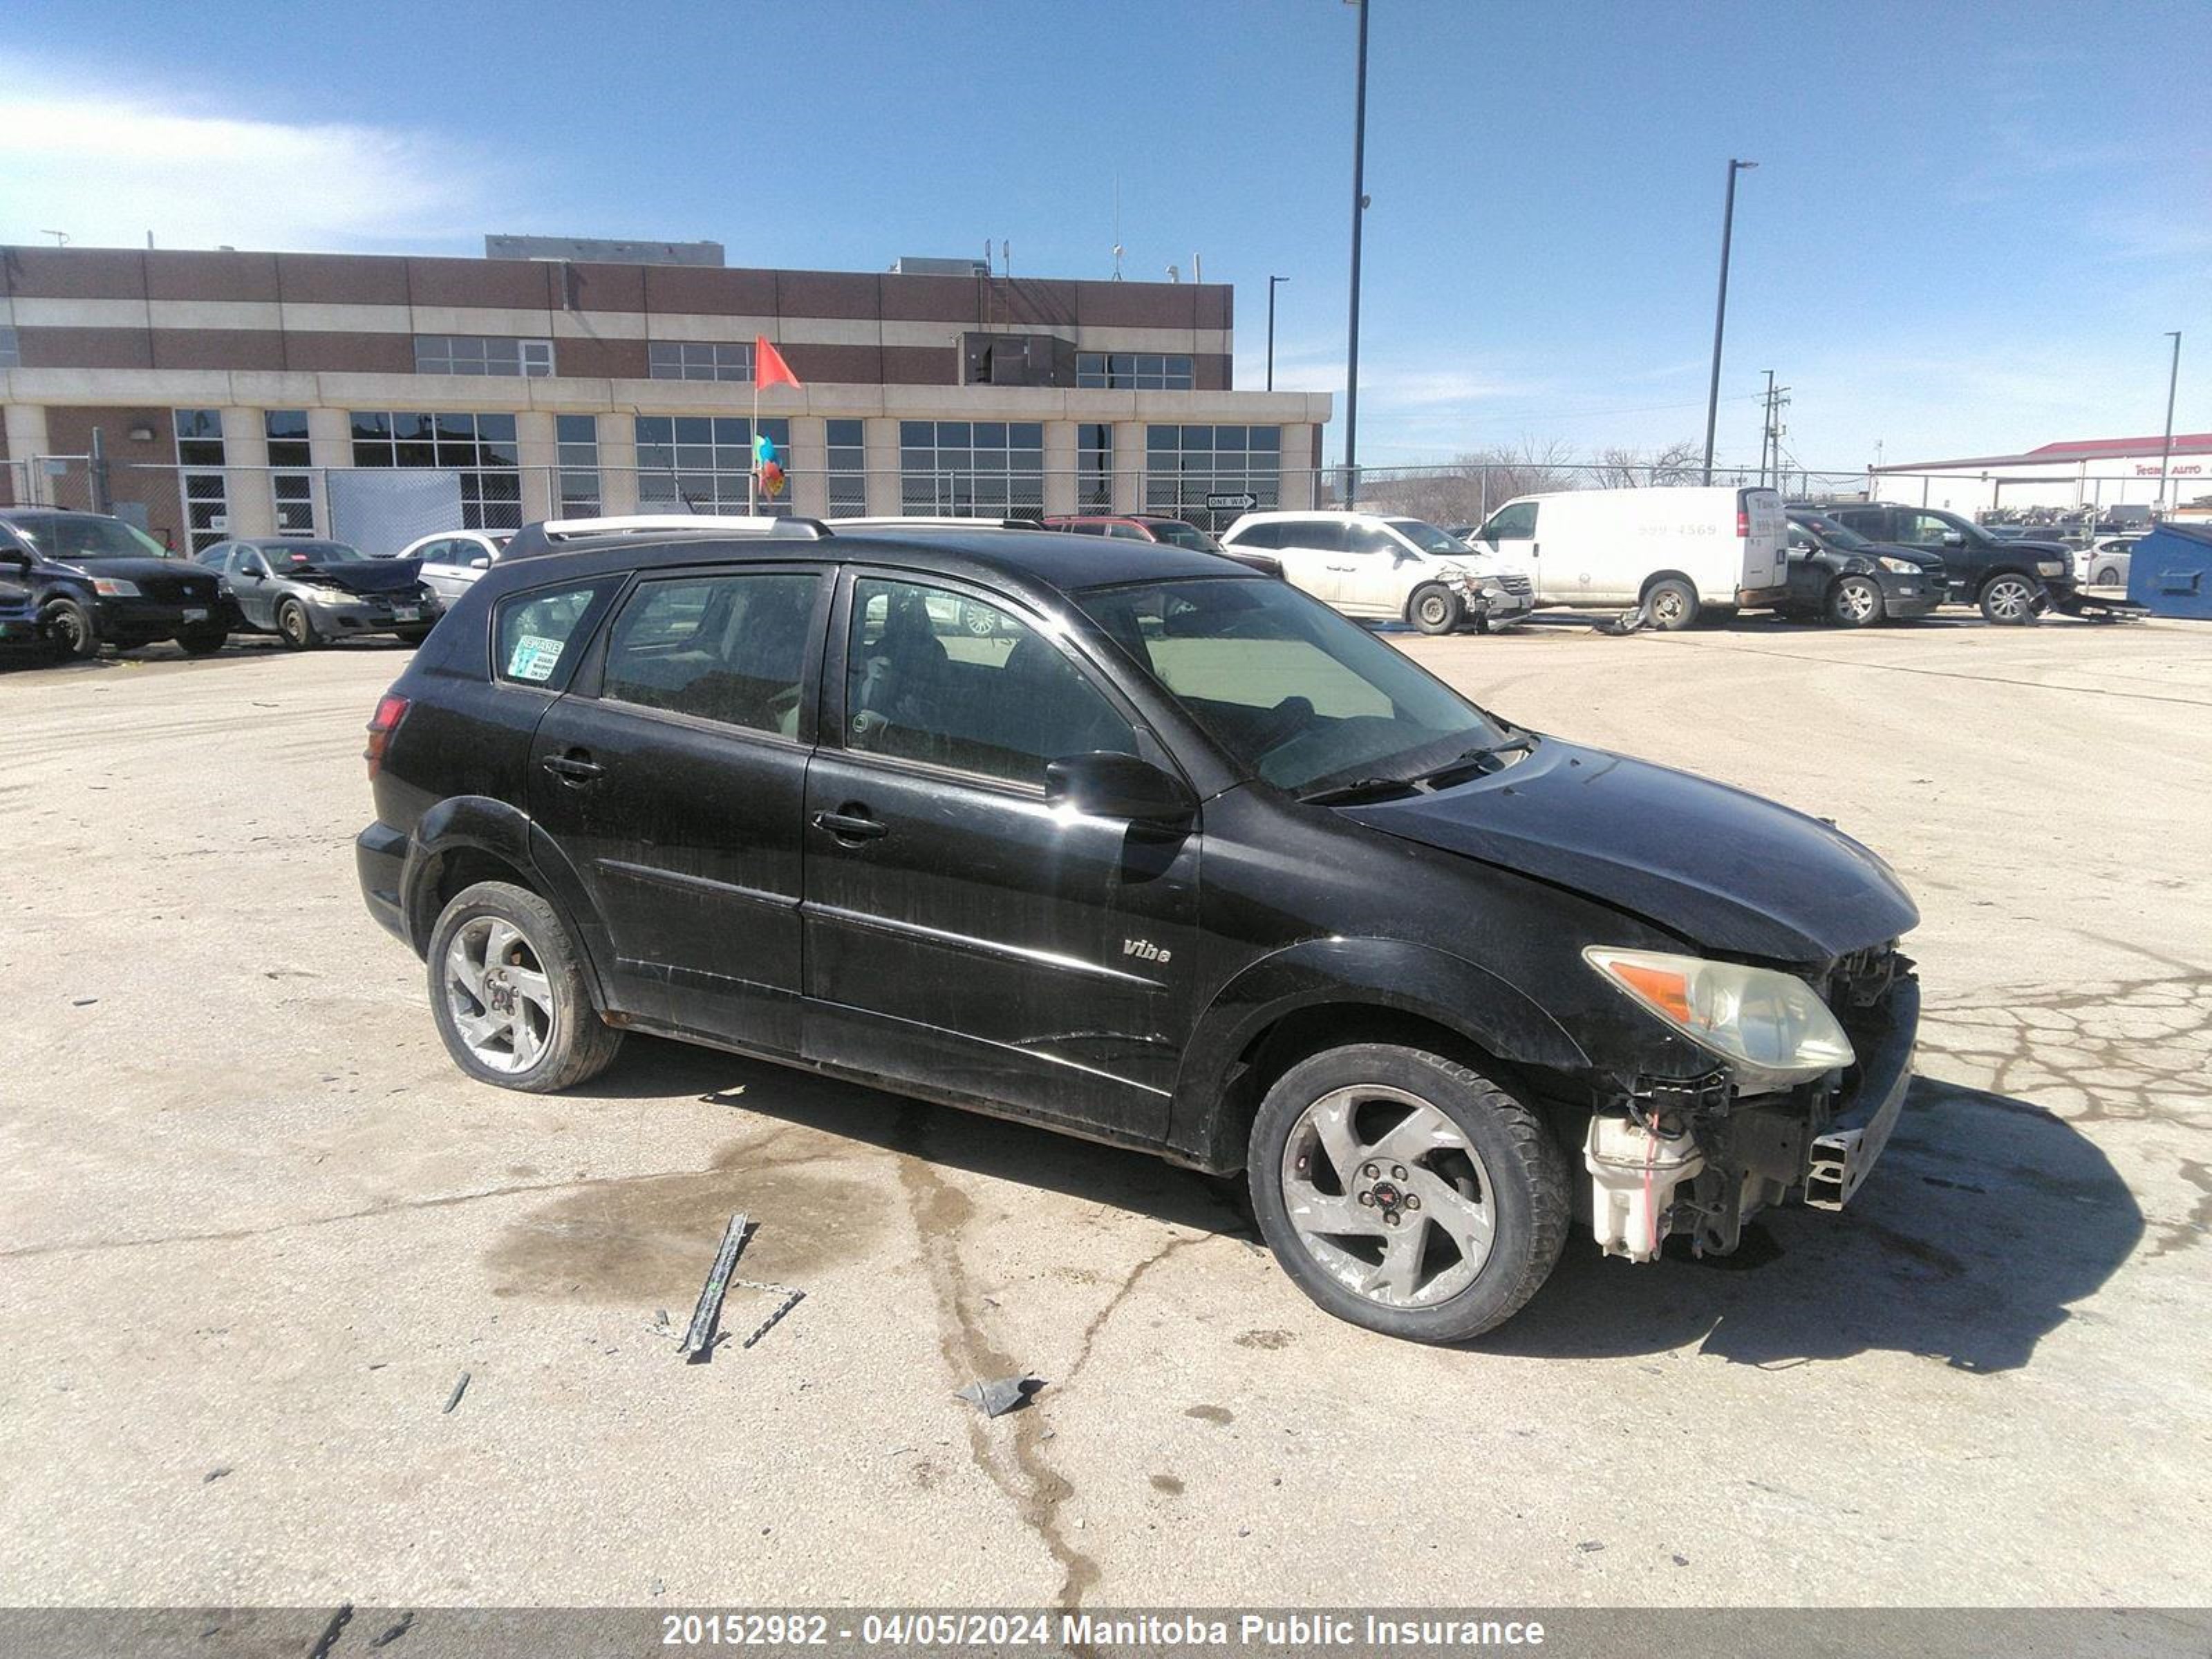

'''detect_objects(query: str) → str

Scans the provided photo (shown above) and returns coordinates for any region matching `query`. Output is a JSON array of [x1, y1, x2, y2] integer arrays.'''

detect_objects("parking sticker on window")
[[508, 634, 565, 682]]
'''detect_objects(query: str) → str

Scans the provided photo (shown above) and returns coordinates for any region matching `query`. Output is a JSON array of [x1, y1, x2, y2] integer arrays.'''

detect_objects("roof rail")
[[828, 515, 1044, 531], [503, 513, 832, 560]]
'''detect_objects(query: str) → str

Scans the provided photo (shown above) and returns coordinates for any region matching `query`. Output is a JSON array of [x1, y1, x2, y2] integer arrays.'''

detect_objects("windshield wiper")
[[1297, 776, 1419, 806], [1408, 733, 1537, 787]]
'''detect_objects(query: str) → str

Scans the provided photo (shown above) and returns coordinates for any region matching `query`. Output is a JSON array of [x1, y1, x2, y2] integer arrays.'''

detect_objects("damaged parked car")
[[0, 507, 234, 659], [198, 538, 442, 648], [357, 522, 1920, 1342]]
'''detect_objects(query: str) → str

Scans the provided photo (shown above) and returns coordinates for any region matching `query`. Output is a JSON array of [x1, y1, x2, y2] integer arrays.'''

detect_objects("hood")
[[1998, 536, 2071, 558], [1340, 738, 1918, 963], [1866, 539, 1943, 570], [290, 557, 424, 596], [50, 556, 193, 583]]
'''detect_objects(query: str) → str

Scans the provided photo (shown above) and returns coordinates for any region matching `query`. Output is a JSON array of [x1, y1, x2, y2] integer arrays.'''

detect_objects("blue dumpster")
[[2128, 521, 2212, 619]]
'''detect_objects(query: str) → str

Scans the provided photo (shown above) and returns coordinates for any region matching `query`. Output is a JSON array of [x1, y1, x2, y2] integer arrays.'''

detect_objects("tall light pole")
[[1701, 158, 1756, 486], [1266, 274, 1289, 391], [2159, 331, 2182, 512], [1342, 0, 1369, 506]]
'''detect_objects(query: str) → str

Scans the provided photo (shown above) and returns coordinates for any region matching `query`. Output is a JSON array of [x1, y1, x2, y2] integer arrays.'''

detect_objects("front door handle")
[[541, 751, 603, 784], [812, 806, 888, 842]]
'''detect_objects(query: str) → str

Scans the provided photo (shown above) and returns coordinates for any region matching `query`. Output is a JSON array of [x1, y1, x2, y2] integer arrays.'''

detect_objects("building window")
[[265, 409, 316, 535], [414, 335, 555, 377], [899, 420, 1044, 518], [1078, 423, 1113, 511], [634, 415, 791, 516], [1145, 424, 1282, 531], [348, 411, 523, 530], [173, 409, 228, 554], [647, 340, 753, 382], [1077, 352, 1194, 391], [556, 414, 601, 516], [0, 326, 19, 368], [827, 419, 866, 516]]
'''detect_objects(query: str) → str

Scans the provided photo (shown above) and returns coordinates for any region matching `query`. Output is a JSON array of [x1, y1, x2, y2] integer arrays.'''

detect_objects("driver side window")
[[1479, 503, 1539, 541], [1348, 525, 1400, 556], [1896, 513, 1951, 548]]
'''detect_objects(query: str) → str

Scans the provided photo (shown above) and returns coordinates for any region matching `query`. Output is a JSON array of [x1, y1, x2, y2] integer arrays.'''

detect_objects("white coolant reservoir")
[[1584, 1115, 1705, 1263]]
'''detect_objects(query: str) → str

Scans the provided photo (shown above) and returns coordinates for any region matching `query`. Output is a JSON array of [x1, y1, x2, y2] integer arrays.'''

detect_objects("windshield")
[[8, 514, 171, 561], [1076, 577, 1506, 795], [1797, 514, 1874, 551], [1147, 521, 1221, 552], [274, 541, 367, 563], [1385, 518, 1467, 556]]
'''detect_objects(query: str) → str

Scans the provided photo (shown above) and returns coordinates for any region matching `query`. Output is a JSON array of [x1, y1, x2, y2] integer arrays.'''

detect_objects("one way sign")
[[1205, 491, 1258, 512]]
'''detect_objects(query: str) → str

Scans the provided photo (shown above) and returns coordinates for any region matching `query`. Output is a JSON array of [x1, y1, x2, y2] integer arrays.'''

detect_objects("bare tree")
[[1590, 439, 1704, 489]]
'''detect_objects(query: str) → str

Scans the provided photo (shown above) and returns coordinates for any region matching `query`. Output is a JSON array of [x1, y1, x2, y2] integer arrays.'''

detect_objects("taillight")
[[1736, 507, 1751, 538], [365, 693, 411, 778]]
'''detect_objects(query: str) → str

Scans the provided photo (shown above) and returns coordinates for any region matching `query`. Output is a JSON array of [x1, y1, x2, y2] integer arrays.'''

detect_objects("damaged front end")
[[1575, 943, 1919, 1262]]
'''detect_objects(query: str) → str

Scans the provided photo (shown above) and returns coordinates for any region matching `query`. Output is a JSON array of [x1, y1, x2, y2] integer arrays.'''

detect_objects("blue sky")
[[3, 0, 2206, 469]]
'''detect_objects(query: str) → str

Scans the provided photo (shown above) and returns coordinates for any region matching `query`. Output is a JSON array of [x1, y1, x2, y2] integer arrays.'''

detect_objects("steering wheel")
[[1250, 695, 1316, 756]]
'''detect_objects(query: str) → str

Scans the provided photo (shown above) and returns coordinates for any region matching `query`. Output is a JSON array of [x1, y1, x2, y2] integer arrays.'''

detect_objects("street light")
[[1266, 274, 1289, 391], [1342, 0, 1369, 506], [1700, 158, 1757, 487], [2159, 331, 2182, 513]]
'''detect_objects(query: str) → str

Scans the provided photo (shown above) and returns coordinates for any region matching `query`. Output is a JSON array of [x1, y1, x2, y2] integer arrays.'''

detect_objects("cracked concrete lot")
[[1, 611, 2207, 1609]]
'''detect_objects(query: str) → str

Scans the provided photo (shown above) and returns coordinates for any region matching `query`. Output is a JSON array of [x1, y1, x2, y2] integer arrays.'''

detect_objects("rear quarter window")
[[493, 581, 615, 691]]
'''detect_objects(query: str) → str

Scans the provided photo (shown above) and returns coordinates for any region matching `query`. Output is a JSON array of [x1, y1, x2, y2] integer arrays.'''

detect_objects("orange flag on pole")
[[754, 336, 803, 390]]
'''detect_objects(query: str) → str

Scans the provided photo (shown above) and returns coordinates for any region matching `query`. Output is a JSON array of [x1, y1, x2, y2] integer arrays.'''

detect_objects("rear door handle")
[[812, 807, 888, 842], [541, 751, 603, 784]]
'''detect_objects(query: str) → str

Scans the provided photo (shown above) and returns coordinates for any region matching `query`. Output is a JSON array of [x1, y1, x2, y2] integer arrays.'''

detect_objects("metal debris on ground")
[[369, 1612, 415, 1649], [679, 1212, 807, 1359], [442, 1371, 471, 1414], [1592, 608, 1647, 636], [955, 1375, 1044, 1418], [202, 1466, 232, 1483]]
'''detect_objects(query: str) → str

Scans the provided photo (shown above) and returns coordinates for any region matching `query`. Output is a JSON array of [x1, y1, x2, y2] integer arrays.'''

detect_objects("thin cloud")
[[0, 57, 500, 250]]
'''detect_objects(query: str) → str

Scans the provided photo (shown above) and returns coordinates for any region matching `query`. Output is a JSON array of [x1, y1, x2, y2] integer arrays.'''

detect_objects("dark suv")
[[1801, 501, 2075, 624], [0, 508, 233, 658], [357, 523, 1920, 1341]]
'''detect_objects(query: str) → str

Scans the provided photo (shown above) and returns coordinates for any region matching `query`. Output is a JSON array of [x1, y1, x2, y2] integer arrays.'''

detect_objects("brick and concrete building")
[[0, 241, 1330, 554]]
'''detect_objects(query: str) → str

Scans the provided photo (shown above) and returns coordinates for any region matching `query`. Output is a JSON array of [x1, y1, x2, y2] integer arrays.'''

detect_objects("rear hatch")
[[1738, 489, 1785, 588]]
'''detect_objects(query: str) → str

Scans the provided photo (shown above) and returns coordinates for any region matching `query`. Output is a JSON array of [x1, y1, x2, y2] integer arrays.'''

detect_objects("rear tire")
[[1408, 583, 1462, 635], [1644, 577, 1699, 630], [276, 598, 319, 649], [1248, 1043, 1570, 1342], [1978, 573, 2041, 625], [1827, 576, 1883, 628], [41, 598, 99, 661], [427, 881, 624, 1093], [2095, 565, 2121, 588]]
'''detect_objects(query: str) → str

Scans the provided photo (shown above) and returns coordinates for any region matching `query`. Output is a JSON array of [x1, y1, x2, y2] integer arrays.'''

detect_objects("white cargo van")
[[1465, 486, 1788, 628]]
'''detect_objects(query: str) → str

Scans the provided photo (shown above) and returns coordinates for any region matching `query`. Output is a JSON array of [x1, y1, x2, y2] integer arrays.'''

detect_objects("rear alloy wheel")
[[1408, 583, 1463, 635], [1644, 577, 1699, 630], [41, 597, 99, 661], [276, 598, 319, 649], [427, 881, 623, 1093], [1248, 1044, 1569, 1342], [1979, 574, 2041, 626], [1828, 575, 1883, 628], [2095, 566, 2121, 588]]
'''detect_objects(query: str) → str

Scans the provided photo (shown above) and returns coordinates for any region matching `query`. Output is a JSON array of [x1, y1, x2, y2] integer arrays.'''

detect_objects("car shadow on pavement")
[[1478, 1077, 2144, 1374], [570, 1033, 1257, 1241]]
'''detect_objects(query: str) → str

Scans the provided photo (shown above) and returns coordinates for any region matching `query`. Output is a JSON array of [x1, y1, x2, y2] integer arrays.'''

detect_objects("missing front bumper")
[[1805, 979, 1918, 1209]]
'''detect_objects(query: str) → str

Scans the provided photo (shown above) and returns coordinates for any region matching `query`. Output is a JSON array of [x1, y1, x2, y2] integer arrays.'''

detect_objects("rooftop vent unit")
[[485, 235, 725, 267], [891, 256, 991, 277]]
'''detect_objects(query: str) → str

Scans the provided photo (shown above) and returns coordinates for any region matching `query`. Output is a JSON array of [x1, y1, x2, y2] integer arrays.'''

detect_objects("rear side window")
[[494, 583, 609, 688], [601, 572, 821, 738], [1226, 522, 1280, 549], [1278, 520, 1347, 553]]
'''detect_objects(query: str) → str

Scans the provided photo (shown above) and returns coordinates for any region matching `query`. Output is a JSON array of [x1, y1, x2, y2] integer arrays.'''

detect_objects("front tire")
[[176, 626, 228, 656], [1827, 575, 1883, 628], [427, 881, 624, 1093], [1644, 577, 1699, 630], [2095, 565, 2121, 587], [41, 598, 99, 661], [276, 598, 319, 649], [1248, 1044, 1570, 1342], [1979, 573, 2041, 625], [1407, 583, 1462, 635]]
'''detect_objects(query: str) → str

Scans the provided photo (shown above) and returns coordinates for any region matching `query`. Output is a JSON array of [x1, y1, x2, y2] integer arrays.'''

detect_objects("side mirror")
[[469, 556, 491, 570], [1942, 532, 1966, 547], [0, 549, 29, 570], [1044, 752, 1196, 825]]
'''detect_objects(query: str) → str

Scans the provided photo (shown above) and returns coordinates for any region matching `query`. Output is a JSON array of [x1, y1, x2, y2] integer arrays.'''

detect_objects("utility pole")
[[1701, 159, 1756, 486], [1266, 275, 1288, 391], [1759, 370, 1775, 487], [1342, 0, 1370, 507], [2159, 331, 2182, 513]]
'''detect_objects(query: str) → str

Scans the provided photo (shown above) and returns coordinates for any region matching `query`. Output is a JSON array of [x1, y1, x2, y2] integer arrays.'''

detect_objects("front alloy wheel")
[[1980, 574, 2040, 625], [1828, 576, 1882, 628], [1248, 1044, 1569, 1342]]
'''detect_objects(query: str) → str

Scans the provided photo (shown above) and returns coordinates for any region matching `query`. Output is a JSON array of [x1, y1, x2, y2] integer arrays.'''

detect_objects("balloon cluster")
[[754, 431, 787, 498]]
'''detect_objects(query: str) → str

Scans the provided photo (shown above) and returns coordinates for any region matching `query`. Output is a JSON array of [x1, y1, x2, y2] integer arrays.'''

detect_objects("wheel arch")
[[1167, 938, 1590, 1174], [1639, 568, 1697, 598], [402, 796, 610, 1007]]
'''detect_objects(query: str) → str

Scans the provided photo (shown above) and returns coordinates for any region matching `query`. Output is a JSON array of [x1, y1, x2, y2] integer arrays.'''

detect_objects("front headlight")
[[1584, 947, 1853, 1090], [91, 577, 141, 597], [1875, 556, 1920, 574], [2036, 559, 2067, 577]]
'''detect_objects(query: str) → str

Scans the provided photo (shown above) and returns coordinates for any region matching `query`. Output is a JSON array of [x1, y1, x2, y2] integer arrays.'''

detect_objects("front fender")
[[1168, 937, 1592, 1171]]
